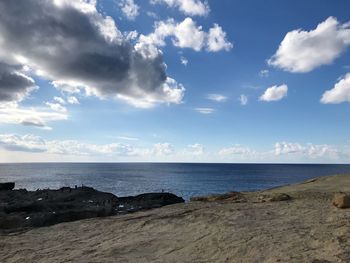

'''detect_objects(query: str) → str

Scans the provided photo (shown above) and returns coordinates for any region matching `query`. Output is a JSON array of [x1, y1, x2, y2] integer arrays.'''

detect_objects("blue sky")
[[0, 0, 350, 163]]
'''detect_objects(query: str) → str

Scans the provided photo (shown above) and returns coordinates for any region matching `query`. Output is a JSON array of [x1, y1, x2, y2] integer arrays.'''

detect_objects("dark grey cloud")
[[0, 63, 36, 102], [0, 0, 183, 107], [21, 120, 46, 128]]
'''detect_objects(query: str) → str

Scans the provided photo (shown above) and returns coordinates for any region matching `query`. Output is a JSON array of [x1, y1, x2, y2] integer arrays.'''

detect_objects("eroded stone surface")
[[1, 175, 350, 263]]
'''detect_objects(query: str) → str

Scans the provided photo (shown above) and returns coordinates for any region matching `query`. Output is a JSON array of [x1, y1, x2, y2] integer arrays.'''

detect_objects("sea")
[[1, 163, 350, 200]]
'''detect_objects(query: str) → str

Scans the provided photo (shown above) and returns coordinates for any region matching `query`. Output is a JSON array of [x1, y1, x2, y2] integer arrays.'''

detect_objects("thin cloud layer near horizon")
[[0, 0, 349, 163]]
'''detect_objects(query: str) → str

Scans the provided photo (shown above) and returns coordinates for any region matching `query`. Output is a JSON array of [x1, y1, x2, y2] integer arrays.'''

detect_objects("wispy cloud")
[[117, 136, 139, 141], [207, 94, 227, 102], [259, 69, 269, 77], [195, 107, 215, 114], [219, 145, 256, 157], [239, 94, 248, 105], [180, 56, 188, 66]]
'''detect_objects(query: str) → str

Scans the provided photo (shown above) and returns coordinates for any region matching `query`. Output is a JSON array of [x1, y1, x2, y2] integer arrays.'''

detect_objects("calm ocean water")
[[1, 163, 350, 200]]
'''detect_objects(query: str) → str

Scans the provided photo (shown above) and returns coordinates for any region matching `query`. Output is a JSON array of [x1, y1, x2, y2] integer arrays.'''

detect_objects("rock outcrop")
[[0, 182, 15, 191], [332, 193, 350, 208], [0, 186, 184, 230], [117, 193, 185, 213]]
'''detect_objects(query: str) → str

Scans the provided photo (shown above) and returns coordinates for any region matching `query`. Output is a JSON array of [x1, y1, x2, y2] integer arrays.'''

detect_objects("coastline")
[[1, 174, 350, 262]]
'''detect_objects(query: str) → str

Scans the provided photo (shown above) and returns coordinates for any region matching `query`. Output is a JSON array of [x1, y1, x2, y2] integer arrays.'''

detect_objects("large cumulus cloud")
[[268, 17, 350, 73], [0, 0, 184, 107]]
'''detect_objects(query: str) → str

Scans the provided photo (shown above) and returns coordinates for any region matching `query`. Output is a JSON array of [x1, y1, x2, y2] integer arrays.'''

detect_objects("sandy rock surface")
[[1, 174, 350, 263]]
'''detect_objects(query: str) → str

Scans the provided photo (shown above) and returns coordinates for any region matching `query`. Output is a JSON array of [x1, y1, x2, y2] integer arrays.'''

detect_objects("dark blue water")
[[1, 163, 350, 200]]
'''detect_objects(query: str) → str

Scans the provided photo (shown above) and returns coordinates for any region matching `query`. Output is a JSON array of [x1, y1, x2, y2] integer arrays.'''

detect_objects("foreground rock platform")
[[0, 185, 184, 230], [1, 174, 350, 263]]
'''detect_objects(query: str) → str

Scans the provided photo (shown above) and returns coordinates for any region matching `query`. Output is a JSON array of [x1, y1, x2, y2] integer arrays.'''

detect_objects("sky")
[[0, 0, 350, 163]]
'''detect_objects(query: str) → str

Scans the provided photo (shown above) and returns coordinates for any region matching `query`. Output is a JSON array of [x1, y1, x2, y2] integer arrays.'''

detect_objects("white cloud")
[[0, 134, 349, 163], [53, 97, 66, 105], [274, 142, 304, 155], [219, 145, 256, 157], [259, 69, 269, 77], [0, 134, 46, 153], [116, 77, 185, 108], [136, 18, 232, 57], [195, 107, 215, 114], [119, 0, 140, 20], [268, 17, 350, 73], [171, 18, 207, 51], [124, 30, 139, 41], [185, 143, 204, 156], [135, 20, 174, 59], [117, 136, 139, 141], [307, 144, 339, 159], [146, 11, 158, 19], [259, 84, 288, 102], [218, 142, 345, 162], [274, 142, 339, 159], [67, 96, 80, 105], [207, 24, 233, 52], [46, 140, 136, 156], [321, 73, 350, 104], [51, 81, 82, 94], [0, 133, 175, 158], [0, 103, 67, 130], [239, 94, 248, 105], [151, 0, 210, 16], [45, 102, 67, 113], [180, 56, 188, 66], [242, 84, 261, 90], [207, 93, 227, 102], [152, 143, 174, 156]]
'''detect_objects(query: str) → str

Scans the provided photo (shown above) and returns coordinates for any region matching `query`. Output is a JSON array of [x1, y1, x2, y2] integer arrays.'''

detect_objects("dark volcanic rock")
[[0, 182, 15, 191], [0, 186, 184, 230], [117, 193, 185, 213]]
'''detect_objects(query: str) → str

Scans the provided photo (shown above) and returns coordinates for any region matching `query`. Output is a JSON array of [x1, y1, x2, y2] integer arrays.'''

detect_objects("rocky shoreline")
[[0, 183, 184, 230], [1, 175, 350, 262]]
